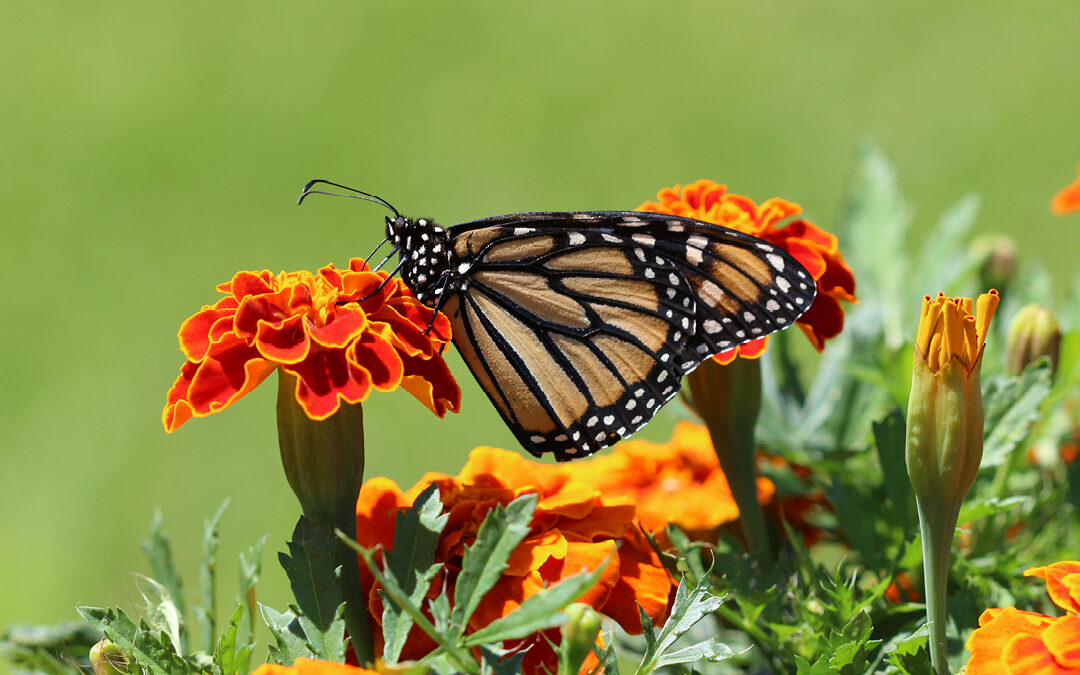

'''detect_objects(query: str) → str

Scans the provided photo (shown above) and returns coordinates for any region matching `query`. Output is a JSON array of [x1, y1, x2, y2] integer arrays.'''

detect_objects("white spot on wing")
[[568, 233, 586, 245], [766, 253, 785, 271]]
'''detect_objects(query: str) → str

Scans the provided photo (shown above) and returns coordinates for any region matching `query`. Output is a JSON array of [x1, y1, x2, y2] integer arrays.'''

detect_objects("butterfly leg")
[[334, 259, 406, 306], [423, 271, 454, 336]]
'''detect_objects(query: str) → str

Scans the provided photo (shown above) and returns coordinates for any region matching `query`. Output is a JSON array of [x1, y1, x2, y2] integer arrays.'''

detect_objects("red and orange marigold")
[[163, 258, 460, 431], [965, 561, 1080, 674], [637, 180, 856, 363], [564, 422, 774, 539], [355, 447, 675, 675]]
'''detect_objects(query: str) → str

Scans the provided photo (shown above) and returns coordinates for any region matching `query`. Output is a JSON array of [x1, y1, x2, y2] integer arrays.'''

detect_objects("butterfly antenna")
[[297, 179, 402, 218], [363, 236, 391, 271]]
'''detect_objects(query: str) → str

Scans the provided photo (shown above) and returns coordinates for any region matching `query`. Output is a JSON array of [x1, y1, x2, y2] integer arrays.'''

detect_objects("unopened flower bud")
[[276, 370, 366, 537], [971, 235, 1017, 294], [90, 639, 130, 675], [906, 290, 999, 675], [559, 603, 602, 675], [1005, 304, 1061, 378]]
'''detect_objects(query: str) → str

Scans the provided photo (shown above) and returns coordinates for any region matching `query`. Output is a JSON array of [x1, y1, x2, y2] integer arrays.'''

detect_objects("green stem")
[[688, 358, 773, 559], [916, 497, 959, 675]]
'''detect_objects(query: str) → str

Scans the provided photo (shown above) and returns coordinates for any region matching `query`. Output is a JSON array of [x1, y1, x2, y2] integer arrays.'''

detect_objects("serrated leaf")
[[278, 516, 342, 632], [461, 557, 608, 647], [76, 607, 194, 675], [295, 604, 346, 663], [141, 511, 188, 654], [452, 494, 537, 637], [653, 637, 734, 667], [873, 409, 914, 530], [383, 564, 443, 663], [134, 576, 184, 655], [197, 499, 229, 652], [380, 484, 447, 661], [982, 362, 1052, 468], [635, 577, 725, 675], [259, 604, 314, 665], [595, 643, 620, 675]]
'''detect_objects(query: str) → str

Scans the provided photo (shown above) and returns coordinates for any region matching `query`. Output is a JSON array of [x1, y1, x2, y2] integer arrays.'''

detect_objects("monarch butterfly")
[[299, 180, 816, 461]]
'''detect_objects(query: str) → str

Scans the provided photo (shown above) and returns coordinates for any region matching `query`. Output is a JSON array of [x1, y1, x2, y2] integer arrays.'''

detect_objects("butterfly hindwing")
[[439, 212, 814, 460]]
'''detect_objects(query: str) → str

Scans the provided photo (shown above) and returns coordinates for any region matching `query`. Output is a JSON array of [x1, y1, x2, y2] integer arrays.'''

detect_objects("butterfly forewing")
[[436, 211, 814, 460]]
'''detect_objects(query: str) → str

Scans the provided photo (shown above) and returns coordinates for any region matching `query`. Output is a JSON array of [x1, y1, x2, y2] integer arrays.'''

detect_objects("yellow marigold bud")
[[559, 603, 602, 675], [89, 639, 130, 675], [907, 290, 999, 502], [1005, 304, 1061, 378], [906, 290, 999, 675]]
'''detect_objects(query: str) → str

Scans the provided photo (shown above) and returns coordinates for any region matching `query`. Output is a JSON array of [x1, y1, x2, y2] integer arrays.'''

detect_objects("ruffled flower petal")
[[164, 258, 459, 431], [1052, 164, 1080, 215], [1026, 562, 1080, 614]]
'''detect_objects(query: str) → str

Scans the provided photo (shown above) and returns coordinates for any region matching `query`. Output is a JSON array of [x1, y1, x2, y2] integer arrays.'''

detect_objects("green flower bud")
[[971, 234, 1017, 293], [1004, 304, 1061, 378], [687, 356, 771, 558], [276, 370, 365, 537], [559, 603, 602, 675], [89, 639, 130, 675], [906, 290, 999, 675]]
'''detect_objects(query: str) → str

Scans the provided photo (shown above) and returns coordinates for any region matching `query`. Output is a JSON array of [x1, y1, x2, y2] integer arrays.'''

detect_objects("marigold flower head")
[[637, 180, 856, 363], [354, 447, 675, 675], [163, 258, 461, 431], [564, 422, 774, 538], [965, 561, 1080, 674], [1052, 163, 1080, 215]]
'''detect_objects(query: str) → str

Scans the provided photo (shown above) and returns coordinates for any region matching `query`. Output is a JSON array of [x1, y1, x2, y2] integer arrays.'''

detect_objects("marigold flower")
[[354, 447, 675, 675], [1052, 163, 1080, 215], [965, 562, 1080, 674], [637, 180, 856, 363], [565, 421, 774, 539], [251, 659, 382, 675], [163, 258, 460, 431]]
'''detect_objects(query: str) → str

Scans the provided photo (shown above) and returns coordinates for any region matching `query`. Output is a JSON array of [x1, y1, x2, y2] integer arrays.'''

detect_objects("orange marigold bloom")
[[1052, 164, 1080, 215], [252, 659, 381, 675], [965, 561, 1080, 674], [354, 447, 675, 675], [565, 422, 774, 539], [637, 180, 856, 363], [163, 258, 460, 431]]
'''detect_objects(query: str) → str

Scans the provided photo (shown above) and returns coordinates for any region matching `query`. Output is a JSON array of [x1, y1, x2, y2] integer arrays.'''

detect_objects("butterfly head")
[[385, 215, 452, 306]]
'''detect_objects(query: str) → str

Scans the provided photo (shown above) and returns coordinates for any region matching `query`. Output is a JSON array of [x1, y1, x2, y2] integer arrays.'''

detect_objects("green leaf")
[[914, 194, 980, 294], [982, 361, 1053, 468], [239, 534, 268, 638], [880, 626, 931, 675], [196, 499, 229, 652], [259, 604, 314, 665], [278, 516, 343, 632], [452, 493, 537, 637], [476, 645, 527, 675], [873, 408, 914, 530], [0, 622, 99, 675], [382, 564, 443, 663], [957, 495, 1029, 525], [461, 557, 608, 647], [653, 638, 734, 668], [295, 604, 346, 663], [635, 576, 726, 675], [141, 510, 188, 653], [134, 576, 184, 656], [380, 484, 448, 661], [836, 140, 912, 349], [214, 604, 254, 675], [76, 607, 195, 675]]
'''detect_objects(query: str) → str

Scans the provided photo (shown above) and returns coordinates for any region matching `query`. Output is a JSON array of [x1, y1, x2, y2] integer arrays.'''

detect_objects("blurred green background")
[[2, 0, 1078, 650]]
